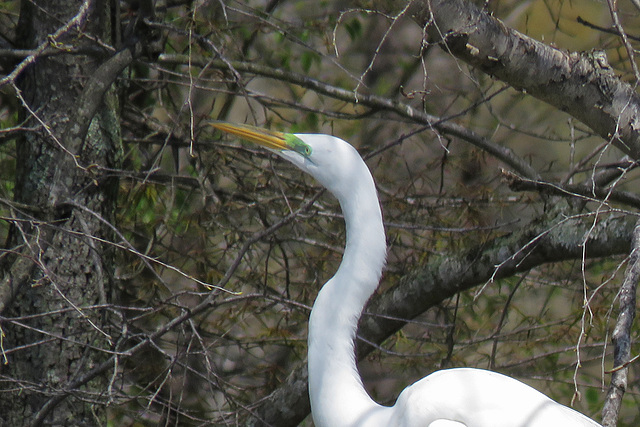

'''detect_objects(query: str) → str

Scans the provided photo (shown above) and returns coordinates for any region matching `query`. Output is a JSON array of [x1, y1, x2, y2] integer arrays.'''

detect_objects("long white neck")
[[307, 165, 389, 427]]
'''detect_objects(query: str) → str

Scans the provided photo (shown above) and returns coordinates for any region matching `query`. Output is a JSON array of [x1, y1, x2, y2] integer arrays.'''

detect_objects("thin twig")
[[601, 219, 640, 426], [605, 0, 640, 79], [30, 190, 323, 425], [0, 0, 92, 89], [158, 55, 541, 180], [502, 169, 640, 210], [576, 16, 640, 43]]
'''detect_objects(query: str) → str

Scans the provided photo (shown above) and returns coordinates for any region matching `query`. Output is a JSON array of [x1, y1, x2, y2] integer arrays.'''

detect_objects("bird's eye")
[[295, 143, 312, 158], [285, 134, 313, 158]]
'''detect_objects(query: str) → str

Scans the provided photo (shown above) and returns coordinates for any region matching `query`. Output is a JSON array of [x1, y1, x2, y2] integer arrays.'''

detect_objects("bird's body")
[[212, 123, 602, 427]]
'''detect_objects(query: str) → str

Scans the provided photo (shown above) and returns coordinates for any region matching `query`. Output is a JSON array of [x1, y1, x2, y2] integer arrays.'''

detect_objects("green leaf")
[[300, 51, 319, 73], [344, 17, 362, 40]]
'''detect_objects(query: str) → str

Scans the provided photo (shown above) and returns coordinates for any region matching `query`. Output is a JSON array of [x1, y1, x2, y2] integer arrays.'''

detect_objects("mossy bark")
[[0, 0, 121, 424]]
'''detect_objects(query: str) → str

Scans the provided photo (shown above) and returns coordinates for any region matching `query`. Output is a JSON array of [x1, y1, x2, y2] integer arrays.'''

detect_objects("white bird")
[[212, 122, 602, 427]]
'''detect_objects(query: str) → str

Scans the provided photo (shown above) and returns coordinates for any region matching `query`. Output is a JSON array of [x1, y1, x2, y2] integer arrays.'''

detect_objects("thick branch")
[[64, 46, 138, 155], [246, 209, 634, 426], [409, 0, 640, 160], [601, 220, 640, 426], [502, 169, 640, 210]]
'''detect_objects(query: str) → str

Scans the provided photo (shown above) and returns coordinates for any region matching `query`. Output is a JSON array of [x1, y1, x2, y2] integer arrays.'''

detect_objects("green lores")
[[211, 122, 312, 158], [284, 133, 312, 157]]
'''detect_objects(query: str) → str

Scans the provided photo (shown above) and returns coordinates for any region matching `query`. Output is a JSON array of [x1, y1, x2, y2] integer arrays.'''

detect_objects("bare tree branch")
[[4, 0, 638, 424], [64, 47, 138, 154], [601, 219, 640, 426], [246, 209, 635, 426], [409, 0, 640, 160], [27, 189, 324, 425], [502, 169, 640, 210], [0, 0, 92, 89], [159, 54, 541, 180]]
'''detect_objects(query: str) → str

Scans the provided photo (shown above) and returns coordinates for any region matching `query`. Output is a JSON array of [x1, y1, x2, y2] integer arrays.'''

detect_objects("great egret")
[[212, 122, 602, 427]]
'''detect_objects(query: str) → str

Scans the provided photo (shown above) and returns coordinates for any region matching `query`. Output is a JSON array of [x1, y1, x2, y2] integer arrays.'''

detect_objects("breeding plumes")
[[212, 122, 602, 427]]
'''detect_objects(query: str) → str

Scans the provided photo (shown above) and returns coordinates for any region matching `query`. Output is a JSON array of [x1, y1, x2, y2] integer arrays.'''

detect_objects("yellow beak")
[[211, 122, 289, 151]]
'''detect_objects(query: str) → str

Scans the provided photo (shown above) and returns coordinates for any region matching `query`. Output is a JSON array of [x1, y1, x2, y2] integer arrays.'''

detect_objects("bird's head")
[[211, 122, 369, 200]]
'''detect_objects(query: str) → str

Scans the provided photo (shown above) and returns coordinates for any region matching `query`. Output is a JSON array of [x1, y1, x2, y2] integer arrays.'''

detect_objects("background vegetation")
[[0, 0, 639, 425]]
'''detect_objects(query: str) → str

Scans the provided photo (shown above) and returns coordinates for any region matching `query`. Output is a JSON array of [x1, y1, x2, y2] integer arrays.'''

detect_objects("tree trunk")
[[0, 0, 120, 424]]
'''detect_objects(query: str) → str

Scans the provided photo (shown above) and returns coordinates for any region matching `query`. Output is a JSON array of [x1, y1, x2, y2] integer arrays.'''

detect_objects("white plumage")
[[213, 123, 602, 427]]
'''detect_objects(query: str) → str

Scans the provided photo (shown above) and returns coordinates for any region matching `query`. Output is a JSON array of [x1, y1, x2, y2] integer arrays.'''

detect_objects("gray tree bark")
[[243, 206, 635, 426], [410, 0, 640, 160], [601, 221, 640, 426], [0, 0, 121, 424]]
